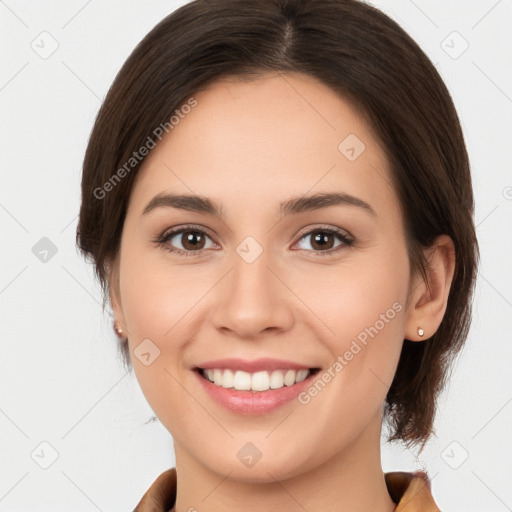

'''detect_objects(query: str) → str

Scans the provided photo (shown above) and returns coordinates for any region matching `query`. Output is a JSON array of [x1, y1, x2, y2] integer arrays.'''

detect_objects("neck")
[[172, 410, 396, 512]]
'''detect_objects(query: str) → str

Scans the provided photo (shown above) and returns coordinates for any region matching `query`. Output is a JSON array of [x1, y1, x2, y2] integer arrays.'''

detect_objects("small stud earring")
[[417, 327, 425, 337], [113, 321, 125, 338]]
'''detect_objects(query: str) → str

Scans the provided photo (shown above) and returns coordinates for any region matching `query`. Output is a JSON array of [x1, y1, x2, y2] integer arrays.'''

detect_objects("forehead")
[[130, 71, 397, 222]]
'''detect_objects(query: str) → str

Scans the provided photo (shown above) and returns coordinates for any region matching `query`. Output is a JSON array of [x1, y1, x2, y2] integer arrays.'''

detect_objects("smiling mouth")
[[194, 367, 321, 392]]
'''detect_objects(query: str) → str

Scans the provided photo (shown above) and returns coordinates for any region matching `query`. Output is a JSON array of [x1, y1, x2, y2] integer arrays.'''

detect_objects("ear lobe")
[[107, 257, 127, 332], [405, 235, 456, 341]]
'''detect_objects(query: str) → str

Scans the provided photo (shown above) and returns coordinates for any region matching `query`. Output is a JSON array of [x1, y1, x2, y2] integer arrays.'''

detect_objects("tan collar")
[[133, 468, 440, 511], [385, 471, 440, 511]]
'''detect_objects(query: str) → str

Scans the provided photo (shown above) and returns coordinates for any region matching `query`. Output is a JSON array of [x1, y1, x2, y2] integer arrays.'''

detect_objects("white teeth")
[[201, 368, 312, 391], [283, 369, 296, 386], [233, 370, 252, 390], [269, 370, 284, 389], [296, 369, 309, 383], [221, 369, 234, 388], [251, 371, 270, 391], [213, 368, 223, 386]]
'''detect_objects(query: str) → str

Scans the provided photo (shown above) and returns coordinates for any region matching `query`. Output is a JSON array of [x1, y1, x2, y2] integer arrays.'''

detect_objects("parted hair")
[[76, 0, 479, 450]]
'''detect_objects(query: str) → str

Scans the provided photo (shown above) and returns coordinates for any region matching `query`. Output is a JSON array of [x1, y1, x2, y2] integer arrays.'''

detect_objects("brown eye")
[[295, 227, 353, 255], [310, 231, 336, 250], [157, 226, 216, 256], [180, 231, 207, 251]]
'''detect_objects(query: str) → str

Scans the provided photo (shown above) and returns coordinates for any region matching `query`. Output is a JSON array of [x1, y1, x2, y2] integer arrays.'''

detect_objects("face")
[[111, 71, 418, 482]]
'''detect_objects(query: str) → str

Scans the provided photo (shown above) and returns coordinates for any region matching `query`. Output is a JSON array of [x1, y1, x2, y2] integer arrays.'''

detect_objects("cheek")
[[289, 251, 408, 412], [288, 285, 406, 458], [287, 249, 408, 349], [119, 244, 199, 342], [118, 250, 198, 434]]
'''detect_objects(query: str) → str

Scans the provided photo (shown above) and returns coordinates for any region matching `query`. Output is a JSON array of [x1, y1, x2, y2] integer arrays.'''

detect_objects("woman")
[[76, 0, 479, 510]]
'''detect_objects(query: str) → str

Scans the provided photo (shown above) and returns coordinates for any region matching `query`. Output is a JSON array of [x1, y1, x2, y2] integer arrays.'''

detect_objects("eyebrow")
[[142, 191, 377, 219]]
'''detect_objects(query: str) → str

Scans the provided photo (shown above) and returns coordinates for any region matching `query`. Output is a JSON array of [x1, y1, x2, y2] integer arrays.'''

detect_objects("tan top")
[[133, 468, 441, 511]]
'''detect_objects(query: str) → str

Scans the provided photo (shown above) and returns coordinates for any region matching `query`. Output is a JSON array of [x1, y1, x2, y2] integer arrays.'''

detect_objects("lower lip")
[[194, 370, 317, 414]]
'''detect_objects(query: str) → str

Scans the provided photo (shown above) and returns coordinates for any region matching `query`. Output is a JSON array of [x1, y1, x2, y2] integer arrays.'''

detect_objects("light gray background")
[[1, 1, 511, 510]]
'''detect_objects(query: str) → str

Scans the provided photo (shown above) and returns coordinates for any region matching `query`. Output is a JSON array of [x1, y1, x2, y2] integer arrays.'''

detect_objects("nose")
[[210, 245, 294, 339]]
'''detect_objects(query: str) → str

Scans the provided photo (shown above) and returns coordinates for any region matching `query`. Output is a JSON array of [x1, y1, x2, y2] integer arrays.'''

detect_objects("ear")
[[404, 234, 456, 341], [107, 256, 127, 334]]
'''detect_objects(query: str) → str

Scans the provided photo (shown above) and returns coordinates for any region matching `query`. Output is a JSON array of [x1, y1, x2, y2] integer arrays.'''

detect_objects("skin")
[[109, 71, 455, 511]]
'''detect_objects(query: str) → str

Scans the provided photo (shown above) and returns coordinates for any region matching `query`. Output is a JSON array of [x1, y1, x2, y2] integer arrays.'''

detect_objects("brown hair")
[[76, 0, 479, 450]]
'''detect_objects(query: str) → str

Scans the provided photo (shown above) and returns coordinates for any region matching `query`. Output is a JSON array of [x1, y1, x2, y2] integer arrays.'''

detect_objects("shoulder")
[[385, 470, 441, 511], [133, 468, 177, 512]]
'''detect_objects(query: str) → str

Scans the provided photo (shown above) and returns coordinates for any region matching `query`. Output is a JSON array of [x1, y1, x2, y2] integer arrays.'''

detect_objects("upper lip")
[[194, 358, 316, 373]]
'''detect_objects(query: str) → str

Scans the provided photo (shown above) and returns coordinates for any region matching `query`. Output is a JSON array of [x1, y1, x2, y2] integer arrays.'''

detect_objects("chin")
[[200, 447, 313, 485]]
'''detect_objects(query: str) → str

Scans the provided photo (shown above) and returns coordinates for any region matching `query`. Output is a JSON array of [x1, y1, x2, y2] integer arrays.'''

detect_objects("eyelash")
[[153, 224, 354, 258]]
